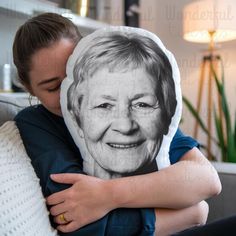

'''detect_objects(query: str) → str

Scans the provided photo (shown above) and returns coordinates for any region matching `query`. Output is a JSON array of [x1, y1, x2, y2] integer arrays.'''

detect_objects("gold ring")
[[59, 213, 68, 223]]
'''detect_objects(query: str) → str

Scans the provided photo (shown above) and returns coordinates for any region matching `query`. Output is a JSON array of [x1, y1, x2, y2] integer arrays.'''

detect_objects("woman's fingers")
[[46, 190, 66, 205], [57, 221, 82, 233], [50, 173, 84, 184], [47, 173, 86, 206], [54, 212, 71, 225], [50, 202, 68, 216], [47, 174, 112, 232]]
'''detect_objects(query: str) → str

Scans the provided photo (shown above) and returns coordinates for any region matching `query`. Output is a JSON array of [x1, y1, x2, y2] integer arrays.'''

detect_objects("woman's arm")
[[154, 201, 209, 236], [47, 147, 221, 233], [109, 147, 221, 209]]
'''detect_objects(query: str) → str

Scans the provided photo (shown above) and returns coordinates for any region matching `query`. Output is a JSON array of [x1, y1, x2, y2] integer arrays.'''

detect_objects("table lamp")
[[183, 0, 236, 159]]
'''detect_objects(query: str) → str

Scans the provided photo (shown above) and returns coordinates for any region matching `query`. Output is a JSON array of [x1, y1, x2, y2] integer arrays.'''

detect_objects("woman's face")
[[29, 39, 75, 116], [77, 68, 164, 174]]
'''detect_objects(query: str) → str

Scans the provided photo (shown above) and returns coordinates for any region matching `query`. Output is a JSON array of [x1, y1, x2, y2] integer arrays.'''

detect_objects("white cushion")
[[0, 121, 57, 236]]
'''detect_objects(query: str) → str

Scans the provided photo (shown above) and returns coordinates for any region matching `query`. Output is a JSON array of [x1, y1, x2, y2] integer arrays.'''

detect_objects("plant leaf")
[[211, 63, 232, 133], [234, 111, 236, 148], [211, 62, 235, 162], [183, 96, 219, 145], [184, 58, 236, 163], [213, 107, 226, 161], [182, 96, 209, 135], [227, 133, 236, 162]]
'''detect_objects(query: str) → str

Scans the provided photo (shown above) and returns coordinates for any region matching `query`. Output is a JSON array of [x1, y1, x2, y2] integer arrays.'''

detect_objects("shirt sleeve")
[[14, 106, 155, 236], [169, 129, 200, 164], [59, 208, 155, 236]]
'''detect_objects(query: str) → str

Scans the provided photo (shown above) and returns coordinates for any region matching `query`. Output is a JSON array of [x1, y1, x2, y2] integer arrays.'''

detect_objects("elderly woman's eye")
[[134, 102, 152, 108], [96, 103, 113, 109]]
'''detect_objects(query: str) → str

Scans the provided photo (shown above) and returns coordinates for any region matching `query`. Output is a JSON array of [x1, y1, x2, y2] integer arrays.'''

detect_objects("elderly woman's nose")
[[111, 110, 138, 134]]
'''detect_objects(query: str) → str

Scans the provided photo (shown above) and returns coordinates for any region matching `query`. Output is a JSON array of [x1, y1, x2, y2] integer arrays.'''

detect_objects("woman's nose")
[[111, 108, 138, 134]]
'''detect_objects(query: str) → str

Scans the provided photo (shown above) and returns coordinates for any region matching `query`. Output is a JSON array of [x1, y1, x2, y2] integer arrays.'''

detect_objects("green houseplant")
[[183, 61, 236, 162]]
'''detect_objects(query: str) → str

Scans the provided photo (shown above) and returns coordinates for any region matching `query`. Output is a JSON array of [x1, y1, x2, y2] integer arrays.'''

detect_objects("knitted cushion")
[[0, 121, 57, 236]]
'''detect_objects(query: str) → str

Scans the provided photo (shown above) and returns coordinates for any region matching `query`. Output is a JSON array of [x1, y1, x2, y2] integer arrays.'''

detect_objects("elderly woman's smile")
[[107, 142, 143, 149], [77, 68, 164, 174]]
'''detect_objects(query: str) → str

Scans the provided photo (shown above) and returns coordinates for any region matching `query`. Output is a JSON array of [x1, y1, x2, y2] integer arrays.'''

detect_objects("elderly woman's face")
[[77, 68, 164, 173]]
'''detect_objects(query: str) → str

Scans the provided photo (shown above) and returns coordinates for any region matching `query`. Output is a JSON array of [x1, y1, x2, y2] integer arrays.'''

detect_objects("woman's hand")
[[46, 173, 114, 232]]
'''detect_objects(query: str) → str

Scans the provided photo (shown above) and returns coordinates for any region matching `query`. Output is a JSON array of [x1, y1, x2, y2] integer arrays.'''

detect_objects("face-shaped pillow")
[[61, 26, 182, 179]]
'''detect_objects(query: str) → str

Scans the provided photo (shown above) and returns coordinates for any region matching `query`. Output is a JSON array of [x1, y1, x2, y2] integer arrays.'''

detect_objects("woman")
[[65, 28, 178, 179], [13, 13, 221, 235]]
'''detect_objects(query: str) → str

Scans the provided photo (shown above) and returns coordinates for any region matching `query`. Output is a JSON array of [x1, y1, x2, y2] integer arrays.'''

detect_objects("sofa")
[[0, 93, 29, 126], [206, 162, 236, 223]]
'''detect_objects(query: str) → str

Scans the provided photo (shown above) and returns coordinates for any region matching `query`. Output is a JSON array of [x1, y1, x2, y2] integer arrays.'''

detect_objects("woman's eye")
[[47, 85, 60, 92], [96, 103, 113, 109]]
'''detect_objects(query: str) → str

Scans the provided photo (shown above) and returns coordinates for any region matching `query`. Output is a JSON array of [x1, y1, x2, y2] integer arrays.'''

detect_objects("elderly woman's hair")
[[68, 31, 177, 134]]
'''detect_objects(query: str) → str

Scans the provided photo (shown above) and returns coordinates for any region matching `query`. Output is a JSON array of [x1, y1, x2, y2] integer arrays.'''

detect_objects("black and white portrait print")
[[61, 26, 182, 179]]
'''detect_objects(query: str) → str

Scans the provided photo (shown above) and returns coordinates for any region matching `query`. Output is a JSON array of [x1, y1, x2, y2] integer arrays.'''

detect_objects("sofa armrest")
[[0, 93, 33, 126]]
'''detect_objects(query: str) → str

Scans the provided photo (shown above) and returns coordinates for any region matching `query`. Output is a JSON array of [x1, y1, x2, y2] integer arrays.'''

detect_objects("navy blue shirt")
[[15, 105, 198, 236]]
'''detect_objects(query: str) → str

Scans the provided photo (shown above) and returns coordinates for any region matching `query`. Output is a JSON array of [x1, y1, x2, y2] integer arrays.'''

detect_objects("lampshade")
[[183, 0, 236, 43]]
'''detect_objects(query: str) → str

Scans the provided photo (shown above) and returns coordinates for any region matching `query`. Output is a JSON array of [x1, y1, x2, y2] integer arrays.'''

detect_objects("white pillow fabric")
[[61, 26, 182, 178], [0, 121, 57, 236]]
